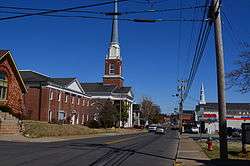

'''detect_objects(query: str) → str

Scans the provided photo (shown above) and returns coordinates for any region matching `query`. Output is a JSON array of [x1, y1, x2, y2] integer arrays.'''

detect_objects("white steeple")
[[199, 83, 206, 105], [107, 0, 121, 59]]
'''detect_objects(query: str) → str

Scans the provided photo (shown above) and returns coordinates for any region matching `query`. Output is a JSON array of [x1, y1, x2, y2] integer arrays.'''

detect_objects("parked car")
[[227, 127, 242, 138], [148, 124, 158, 132], [155, 126, 165, 134], [191, 127, 199, 134], [185, 126, 199, 134]]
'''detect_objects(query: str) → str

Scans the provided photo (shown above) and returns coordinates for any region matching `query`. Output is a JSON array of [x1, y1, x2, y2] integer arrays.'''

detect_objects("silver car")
[[155, 126, 165, 134], [148, 124, 158, 132]]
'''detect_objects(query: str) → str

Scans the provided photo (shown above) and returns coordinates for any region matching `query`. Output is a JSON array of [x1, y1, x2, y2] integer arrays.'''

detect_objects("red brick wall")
[[23, 86, 92, 124], [23, 87, 49, 121], [0, 58, 25, 118], [103, 59, 123, 87]]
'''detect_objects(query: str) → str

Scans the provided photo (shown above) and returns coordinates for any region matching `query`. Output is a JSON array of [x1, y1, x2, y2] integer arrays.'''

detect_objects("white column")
[[138, 112, 140, 126], [130, 103, 133, 127]]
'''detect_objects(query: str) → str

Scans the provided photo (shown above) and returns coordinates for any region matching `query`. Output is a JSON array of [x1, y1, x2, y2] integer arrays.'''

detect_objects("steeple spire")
[[107, 0, 121, 59], [199, 83, 206, 105], [111, 0, 119, 44]]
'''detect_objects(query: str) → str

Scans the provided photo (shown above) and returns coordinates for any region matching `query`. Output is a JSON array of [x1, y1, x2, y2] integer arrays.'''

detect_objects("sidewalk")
[[0, 129, 146, 143], [176, 134, 212, 166]]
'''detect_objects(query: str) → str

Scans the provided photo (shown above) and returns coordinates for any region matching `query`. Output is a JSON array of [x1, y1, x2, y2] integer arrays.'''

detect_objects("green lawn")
[[198, 141, 250, 160], [22, 120, 133, 138]]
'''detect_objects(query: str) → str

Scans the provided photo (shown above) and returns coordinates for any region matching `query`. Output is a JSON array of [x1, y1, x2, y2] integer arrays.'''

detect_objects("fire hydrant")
[[207, 137, 213, 151]]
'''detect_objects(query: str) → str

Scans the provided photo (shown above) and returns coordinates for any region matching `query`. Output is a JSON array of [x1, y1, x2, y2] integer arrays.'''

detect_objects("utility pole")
[[178, 80, 186, 134], [212, 0, 228, 159]]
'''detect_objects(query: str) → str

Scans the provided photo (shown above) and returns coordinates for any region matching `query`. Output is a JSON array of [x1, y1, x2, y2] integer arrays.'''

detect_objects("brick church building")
[[81, 0, 134, 127], [0, 50, 26, 118], [0, 50, 27, 134]]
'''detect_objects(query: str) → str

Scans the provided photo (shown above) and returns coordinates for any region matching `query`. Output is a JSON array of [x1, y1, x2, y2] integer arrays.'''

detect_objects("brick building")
[[20, 70, 93, 124], [0, 50, 27, 134], [0, 50, 26, 117], [81, 0, 134, 127]]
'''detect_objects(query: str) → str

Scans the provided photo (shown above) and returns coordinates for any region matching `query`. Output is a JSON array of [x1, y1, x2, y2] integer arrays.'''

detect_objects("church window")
[[109, 63, 115, 75], [0, 72, 7, 100]]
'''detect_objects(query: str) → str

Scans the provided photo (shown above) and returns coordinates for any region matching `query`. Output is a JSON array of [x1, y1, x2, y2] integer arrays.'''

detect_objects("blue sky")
[[1, 0, 250, 113]]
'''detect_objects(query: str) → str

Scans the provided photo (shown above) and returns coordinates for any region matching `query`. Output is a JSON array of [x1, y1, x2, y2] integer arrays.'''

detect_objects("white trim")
[[77, 97, 80, 105], [3, 53, 27, 93], [103, 75, 124, 79], [90, 95, 133, 103], [49, 91, 53, 100], [46, 85, 91, 98], [58, 92, 61, 101], [66, 79, 85, 94], [65, 95, 68, 103]]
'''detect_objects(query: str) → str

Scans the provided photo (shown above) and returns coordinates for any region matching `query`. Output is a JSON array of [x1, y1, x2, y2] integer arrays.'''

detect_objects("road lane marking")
[[104, 135, 142, 145]]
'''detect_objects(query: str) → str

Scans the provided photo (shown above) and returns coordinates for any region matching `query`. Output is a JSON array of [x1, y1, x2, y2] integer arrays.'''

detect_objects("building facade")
[[0, 50, 26, 118], [20, 70, 93, 124], [196, 83, 250, 133]]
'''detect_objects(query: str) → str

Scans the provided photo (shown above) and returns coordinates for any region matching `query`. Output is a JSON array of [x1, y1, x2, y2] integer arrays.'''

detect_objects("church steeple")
[[111, 0, 119, 45], [199, 83, 206, 105], [107, 0, 121, 59], [103, 0, 123, 87]]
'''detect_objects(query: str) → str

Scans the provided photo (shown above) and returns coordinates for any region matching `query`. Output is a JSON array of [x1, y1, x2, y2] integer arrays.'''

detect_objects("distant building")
[[182, 110, 195, 126], [20, 70, 92, 124], [196, 83, 250, 133], [0, 50, 26, 118], [132, 104, 142, 127]]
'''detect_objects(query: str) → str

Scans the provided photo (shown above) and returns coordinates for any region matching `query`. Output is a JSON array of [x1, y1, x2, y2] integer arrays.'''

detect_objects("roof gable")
[[66, 79, 85, 93], [0, 50, 27, 93]]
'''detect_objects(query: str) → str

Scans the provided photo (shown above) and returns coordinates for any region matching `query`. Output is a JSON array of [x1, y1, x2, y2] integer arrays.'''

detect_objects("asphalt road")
[[0, 130, 179, 166]]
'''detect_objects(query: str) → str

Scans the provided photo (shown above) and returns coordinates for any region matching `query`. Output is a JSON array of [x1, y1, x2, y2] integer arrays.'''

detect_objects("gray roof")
[[51, 78, 76, 87], [81, 82, 116, 93], [197, 102, 250, 112], [20, 70, 84, 94], [81, 82, 133, 100], [20, 70, 49, 83], [113, 87, 131, 93]]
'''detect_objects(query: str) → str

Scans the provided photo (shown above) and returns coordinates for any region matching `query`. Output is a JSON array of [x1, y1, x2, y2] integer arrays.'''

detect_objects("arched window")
[[0, 72, 7, 100], [109, 63, 115, 75]]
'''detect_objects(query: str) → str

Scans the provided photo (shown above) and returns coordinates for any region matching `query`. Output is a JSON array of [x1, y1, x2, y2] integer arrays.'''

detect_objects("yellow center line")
[[104, 135, 142, 145]]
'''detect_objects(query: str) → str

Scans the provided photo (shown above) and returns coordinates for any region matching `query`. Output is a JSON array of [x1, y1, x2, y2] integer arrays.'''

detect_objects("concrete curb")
[[0, 130, 147, 143]]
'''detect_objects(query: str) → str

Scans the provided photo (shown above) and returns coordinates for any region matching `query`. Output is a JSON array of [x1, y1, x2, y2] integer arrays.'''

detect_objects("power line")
[[0, 10, 206, 22], [183, 0, 213, 100], [221, 10, 248, 50], [0, 5, 208, 16], [182, 0, 198, 79], [0, 0, 129, 21], [176, 0, 183, 82]]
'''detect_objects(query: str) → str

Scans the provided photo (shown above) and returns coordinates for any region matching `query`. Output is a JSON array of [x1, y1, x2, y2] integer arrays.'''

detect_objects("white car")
[[191, 127, 199, 133], [155, 126, 165, 134], [148, 124, 158, 132]]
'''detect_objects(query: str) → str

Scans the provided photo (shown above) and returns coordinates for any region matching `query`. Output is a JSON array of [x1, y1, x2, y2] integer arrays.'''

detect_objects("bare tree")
[[226, 46, 250, 93], [140, 97, 161, 124]]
